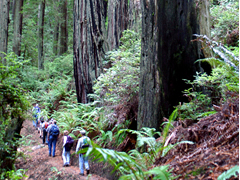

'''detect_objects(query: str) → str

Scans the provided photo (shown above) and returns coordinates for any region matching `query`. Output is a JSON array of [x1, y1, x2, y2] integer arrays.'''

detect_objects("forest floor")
[[15, 119, 108, 180], [155, 94, 239, 179]]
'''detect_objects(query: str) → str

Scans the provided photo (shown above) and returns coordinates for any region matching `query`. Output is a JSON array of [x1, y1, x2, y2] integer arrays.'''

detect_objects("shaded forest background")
[[0, 0, 239, 179]]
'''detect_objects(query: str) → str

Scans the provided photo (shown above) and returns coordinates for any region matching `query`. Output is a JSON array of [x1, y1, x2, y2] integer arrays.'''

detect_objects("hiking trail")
[[15, 119, 108, 180]]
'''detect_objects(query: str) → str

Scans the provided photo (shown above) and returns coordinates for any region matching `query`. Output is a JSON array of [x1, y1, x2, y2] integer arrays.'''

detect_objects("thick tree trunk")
[[138, 0, 207, 131], [198, 0, 212, 57], [73, 0, 107, 103], [107, 0, 129, 50], [58, 0, 68, 56], [0, 0, 10, 63], [12, 0, 23, 56], [38, 0, 45, 70], [128, 0, 141, 33]]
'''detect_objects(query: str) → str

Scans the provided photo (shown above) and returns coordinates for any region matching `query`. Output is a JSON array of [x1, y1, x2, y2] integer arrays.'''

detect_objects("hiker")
[[39, 116, 44, 138], [32, 104, 41, 129], [62, 130, 74, 167], [76, 130, 91, 176], [47, 120, 59, 157], [42, 119, 49, 144]]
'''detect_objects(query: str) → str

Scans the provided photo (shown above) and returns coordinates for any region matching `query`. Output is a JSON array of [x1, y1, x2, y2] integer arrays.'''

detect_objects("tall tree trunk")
[[73, 0, 107, 103], [52, 0, 59, 55], [58, 0, 68, 56], [12, 0, 24, 56], [53, 23, 59, 55], [198, 0, 212, 58], [0, 0, 10, 63], [38, 0, 45, 70], [107, 0, 129, 50], [138, 0, 208, 131], [128, 0, 141, 33]]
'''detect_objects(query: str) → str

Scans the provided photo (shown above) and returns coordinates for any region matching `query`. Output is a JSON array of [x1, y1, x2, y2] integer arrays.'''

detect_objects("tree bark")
[[73, 0, 107, 103], [138, 0, 207, 131], [106, 0, 129, 50], [12, 0, 24, 56], [38, 0, 45, 70], [0, 0, 10, 63], [58, 0, 68, 56], [198, 0, 212, 57], [53, 23, 59, 55]]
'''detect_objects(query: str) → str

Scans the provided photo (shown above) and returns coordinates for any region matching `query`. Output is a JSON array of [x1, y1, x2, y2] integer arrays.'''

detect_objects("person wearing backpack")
[[76, 130, 91, 176], [42, 119, 49, 144], [48, 120, 59, 157], [62, 130, 74, 167]]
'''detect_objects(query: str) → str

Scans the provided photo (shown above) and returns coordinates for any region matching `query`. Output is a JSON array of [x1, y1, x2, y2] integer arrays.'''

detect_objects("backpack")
[[44, 122, 48, 129], [65, 136, 74, 151], [81, 137, 90, 149], [50, 125, 59, 136]]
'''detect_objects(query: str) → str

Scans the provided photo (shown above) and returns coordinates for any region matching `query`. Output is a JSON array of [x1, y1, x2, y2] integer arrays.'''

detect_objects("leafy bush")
[[0, 53, 29, 177], [93, 30, 140, 105], [210, 1, 239, 45], [178, 63, 238, 120], [179, 34, 239, 120]]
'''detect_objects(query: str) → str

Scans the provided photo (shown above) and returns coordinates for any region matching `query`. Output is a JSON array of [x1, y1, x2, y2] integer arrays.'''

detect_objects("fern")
[[85, 142, 174, 180], [217, 165, 239, 180]]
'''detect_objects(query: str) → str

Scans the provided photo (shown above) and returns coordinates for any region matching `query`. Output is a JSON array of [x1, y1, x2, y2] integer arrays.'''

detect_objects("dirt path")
[[15, 120, 108, 180]]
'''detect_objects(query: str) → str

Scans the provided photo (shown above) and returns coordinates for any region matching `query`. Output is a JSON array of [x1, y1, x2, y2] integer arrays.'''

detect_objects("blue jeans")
[[33, 115, 38, 127], [79, 154, 89, 174], [62, 148, 70, 165], [48, 135, 57, 156], [35, 118, 38, 127], [32, 119, 36, 127]]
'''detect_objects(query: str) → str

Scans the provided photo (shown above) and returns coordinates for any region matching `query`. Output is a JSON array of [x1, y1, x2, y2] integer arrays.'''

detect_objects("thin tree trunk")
[[138, 0, 208, 131], [0, 0, 10, 63], [53, 23, 59, 55], [52, 0, 59, 55], [12, 0, 24, 56], [38, 0, 45, 70], [73, 0, 107, 103], [58, 0, 68, 56]]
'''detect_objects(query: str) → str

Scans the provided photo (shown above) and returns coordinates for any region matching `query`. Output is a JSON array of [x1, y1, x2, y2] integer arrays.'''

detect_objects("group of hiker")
[[32, 103, 91, 176]]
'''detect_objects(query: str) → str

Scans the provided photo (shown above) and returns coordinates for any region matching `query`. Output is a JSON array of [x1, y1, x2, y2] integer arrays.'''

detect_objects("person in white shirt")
[[76, 130, 91, 176], [62, 130, 71, 167]]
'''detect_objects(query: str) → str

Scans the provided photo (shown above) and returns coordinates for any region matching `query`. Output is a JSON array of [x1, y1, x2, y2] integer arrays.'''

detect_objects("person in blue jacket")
[[32, 104, 41, 128]]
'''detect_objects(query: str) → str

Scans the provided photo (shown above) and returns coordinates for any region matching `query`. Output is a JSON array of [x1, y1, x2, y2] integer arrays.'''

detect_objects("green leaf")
[[217, 165, 239, 180]]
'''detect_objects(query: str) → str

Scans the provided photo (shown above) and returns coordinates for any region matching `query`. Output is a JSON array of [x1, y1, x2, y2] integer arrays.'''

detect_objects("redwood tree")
[[12, 0, 24, 56], [58, 0, 68, 56], [138, 0, 210, 130], [0, 0, 10, 62], [38, 0, 45, 70], [73, 0, 108, 103], [73, 0, 137, 103], [107, 0, 129, 50]]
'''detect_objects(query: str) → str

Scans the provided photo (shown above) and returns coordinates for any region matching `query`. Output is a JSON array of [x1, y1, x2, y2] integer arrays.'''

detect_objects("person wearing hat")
[[76, 129, 91, 176]]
